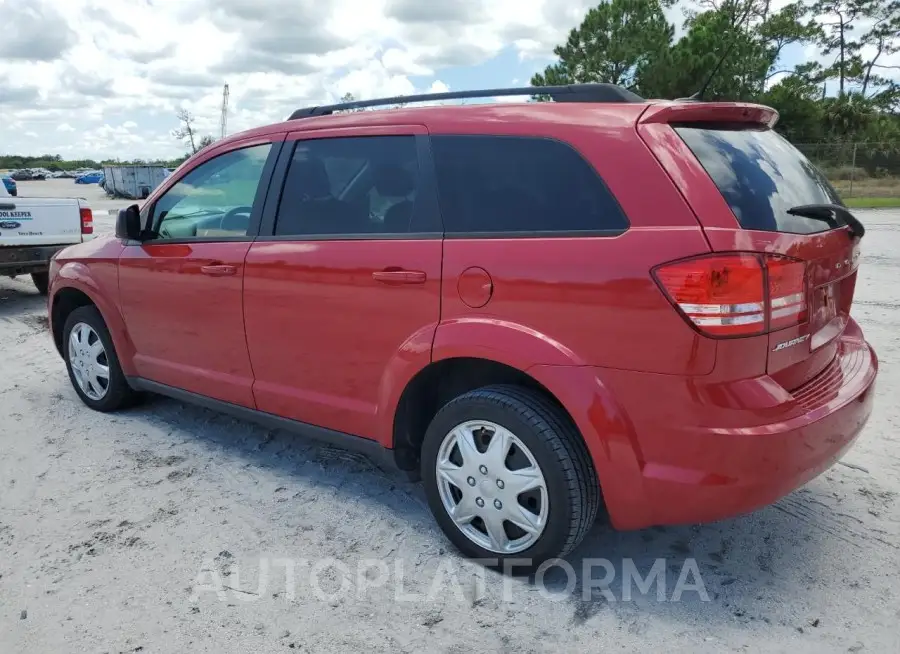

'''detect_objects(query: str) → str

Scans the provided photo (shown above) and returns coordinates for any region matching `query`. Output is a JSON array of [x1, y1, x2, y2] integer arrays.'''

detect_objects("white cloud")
[[0, 0, 602, 160], [1, 0, 895, 160]]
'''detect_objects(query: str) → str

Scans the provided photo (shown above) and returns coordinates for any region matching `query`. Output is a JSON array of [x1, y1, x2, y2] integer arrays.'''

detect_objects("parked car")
[[74, 171, 103, 184], [1, 173, 16, 196], [10, 169, 35, 181], [17, 168, 47, 180], [46, 84, 878, 568]]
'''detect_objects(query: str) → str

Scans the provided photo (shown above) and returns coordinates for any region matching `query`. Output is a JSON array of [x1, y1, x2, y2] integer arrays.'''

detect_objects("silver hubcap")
[[68, 323, 109, 401], [436, 420, 548, 554]]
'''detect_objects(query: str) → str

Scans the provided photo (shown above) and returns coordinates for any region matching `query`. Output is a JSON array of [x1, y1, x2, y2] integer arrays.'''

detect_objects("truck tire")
[[421, 385, 600, 571], [31, 272, 49, 295]]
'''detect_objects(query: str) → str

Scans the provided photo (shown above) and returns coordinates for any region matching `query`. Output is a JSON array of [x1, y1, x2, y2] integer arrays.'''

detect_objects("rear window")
[[431, 135, 628, 235], [676, 125, 843, 234]]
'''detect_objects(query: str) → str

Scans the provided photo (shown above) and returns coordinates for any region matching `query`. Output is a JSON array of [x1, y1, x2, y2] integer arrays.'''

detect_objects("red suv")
[[48, 84, 878, 567]]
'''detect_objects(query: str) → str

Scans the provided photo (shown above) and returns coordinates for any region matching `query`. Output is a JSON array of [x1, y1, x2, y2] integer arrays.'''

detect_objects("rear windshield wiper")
[[787, 204, 865, 239]]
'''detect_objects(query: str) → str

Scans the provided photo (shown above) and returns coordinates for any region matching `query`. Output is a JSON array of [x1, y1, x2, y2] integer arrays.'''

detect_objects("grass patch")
[[832, 179, 900, 197], [844, 196, 900, 209]]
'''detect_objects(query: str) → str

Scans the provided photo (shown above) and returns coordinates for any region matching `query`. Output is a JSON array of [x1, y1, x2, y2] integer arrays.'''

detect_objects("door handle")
[[372, 269, 427, 284], [200, 264, 237, 277]]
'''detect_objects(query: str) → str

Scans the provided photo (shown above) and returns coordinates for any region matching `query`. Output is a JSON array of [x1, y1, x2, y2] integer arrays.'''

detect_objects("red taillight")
[[767, 258, 807, 330], [80, 207, 93, 235], [654, 253, 807, 337]]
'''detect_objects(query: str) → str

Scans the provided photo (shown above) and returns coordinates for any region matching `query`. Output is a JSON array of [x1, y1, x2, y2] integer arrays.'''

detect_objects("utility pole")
[[220, 83, 230, 140]]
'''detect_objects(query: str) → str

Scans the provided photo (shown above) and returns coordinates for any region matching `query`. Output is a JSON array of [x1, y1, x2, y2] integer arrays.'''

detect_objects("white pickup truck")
[[0, 183, 93, 294]]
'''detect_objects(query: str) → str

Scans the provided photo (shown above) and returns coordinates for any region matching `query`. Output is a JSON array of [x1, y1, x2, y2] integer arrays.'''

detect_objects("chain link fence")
[[796, 142, 900, 199]]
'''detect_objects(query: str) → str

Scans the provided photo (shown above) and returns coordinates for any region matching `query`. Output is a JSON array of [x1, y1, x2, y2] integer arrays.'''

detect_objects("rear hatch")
[[0, 197, 85, 247], [639, 103, 862, 390]]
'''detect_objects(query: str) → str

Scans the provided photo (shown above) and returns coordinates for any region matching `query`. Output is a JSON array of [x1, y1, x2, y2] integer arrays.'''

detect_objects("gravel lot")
[[1, 181, 899, 653]]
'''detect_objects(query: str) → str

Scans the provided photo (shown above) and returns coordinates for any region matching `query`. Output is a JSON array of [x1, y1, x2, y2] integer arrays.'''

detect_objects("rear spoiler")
[[638, 101, 779, 128]]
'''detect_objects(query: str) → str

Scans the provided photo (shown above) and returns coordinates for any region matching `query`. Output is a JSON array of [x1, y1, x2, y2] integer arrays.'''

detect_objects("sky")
[[0, 0, 895, 161]]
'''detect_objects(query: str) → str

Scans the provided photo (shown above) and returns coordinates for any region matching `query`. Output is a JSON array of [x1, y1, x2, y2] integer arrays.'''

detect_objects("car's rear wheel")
[[63, 305, 136, 412], [421, 385, 599, 570], [31, 272, 49, 295]]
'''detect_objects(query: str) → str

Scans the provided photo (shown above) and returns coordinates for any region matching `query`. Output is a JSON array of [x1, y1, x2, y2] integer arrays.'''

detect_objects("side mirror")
[[115, 204, 143, 240]]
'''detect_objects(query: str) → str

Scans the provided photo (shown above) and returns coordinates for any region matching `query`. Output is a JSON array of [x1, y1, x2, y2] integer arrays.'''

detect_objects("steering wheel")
[[221, 205, 252, 231]]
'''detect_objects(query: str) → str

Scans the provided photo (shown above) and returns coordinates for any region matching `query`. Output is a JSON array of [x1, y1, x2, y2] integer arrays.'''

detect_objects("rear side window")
[[676, 125, 843, 234], [431, 135, 628, 235]]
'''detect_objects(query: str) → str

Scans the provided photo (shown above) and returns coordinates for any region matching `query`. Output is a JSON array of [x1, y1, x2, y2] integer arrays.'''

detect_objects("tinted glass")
[[152, 144, 271, 240], [431, 135, 628, 234], [676, 126, 843, 234], [275, 136, 419, 236]]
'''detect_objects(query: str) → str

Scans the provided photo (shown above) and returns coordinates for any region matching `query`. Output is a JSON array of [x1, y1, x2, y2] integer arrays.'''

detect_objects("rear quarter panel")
[[435, 231, 715, 374]]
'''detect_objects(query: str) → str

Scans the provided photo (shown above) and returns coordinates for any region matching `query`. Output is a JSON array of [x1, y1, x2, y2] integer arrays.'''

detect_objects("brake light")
[[653, 253, 807, 337], [80, 207, 93, 235]]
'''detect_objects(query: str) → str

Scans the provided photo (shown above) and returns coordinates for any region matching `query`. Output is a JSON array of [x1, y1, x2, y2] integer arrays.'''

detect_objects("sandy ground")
[[1, 182, 899, 653]]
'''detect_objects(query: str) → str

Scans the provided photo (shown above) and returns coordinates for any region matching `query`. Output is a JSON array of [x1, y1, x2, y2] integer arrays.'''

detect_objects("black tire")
[[31, 272, 49, 295], [421, 385, 600, 571], [62, 305, 136, 412]]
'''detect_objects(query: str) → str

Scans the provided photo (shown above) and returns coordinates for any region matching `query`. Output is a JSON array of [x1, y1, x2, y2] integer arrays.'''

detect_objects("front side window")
[[151, 143, 272, 240], [275, 136, 419, 236]]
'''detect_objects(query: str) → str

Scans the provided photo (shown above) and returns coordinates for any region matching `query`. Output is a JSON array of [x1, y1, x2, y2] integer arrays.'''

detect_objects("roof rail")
[[288, 84, 644, 119]]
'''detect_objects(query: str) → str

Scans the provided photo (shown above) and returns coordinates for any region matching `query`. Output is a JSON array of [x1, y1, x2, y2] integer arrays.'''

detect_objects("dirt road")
[[1, 206, 898, 653]]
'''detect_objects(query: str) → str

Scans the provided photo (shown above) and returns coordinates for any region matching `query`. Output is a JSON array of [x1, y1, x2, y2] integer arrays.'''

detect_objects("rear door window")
[[676, 125, 843, 234], [275, 135, 420, 236], [431, 135, 628, 235]]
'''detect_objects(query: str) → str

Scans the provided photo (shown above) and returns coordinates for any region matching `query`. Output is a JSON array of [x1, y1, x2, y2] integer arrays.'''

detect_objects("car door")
[[118, 135, 284, 407], [243, 126, 443, 441]]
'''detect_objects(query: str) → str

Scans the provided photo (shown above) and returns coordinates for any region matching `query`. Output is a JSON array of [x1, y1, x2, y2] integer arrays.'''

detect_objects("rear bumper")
[[537, 318, 878, 530], [0, 245, 68, 275]]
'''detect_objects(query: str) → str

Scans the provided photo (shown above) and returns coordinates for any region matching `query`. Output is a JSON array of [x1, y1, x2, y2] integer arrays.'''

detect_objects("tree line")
[[0, 153, 187, 172], [532, 0, 900, 144]]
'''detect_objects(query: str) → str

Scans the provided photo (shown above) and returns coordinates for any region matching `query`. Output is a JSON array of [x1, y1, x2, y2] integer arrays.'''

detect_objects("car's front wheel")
[[63, 305, 136, 412], [421, 385, 600, 570]]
